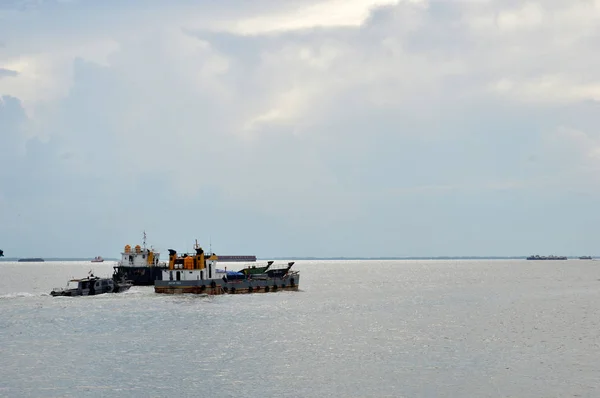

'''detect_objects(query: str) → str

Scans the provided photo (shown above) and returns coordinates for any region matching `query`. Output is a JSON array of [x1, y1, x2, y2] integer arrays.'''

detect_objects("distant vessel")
[[579, 256, 593, 260], [215, 255, 257, 262], [154, 241, 299, 295], [526, 255, 568, 260], [18, 258, 45, 262], [50, 272, 132, 297], [0, 249, 3, 257], [91, 256, 104, 263]]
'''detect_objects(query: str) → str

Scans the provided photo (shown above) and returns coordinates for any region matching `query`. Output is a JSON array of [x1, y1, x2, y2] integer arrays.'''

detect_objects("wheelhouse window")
[[67, 281, 79, 289]]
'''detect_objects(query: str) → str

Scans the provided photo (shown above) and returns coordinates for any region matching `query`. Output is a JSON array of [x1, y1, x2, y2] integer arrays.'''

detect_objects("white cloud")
[[496, 2, 544, 32], [0, 39, 118, 115], [548, 126, 600, 168], [458, 0, 600, 105], [491, 75, 600, 104], [228, 0, 404, 35]]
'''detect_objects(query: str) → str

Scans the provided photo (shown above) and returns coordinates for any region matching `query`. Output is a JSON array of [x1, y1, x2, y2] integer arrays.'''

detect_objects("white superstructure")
[[118, 232, 161, 268]]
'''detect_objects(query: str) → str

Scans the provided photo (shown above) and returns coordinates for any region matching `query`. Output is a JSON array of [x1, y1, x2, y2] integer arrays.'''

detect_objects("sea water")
[[0, 259, 599, 397]]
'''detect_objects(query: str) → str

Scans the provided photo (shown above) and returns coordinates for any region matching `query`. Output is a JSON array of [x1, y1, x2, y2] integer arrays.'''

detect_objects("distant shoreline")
[[0, 258, 120, 262], [259, 256, 594, 260], [0, 256, 594, 262]]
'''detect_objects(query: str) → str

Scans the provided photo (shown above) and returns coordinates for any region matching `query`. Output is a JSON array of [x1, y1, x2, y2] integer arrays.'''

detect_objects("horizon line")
[[0, 255, 596, 261]]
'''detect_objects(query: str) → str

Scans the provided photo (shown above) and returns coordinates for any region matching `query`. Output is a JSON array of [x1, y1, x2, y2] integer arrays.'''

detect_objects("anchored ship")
[[526, 255, 568, 260], [215, 255, 257, 262], [154, 242, 299, 295], [18, 258, 45, 262]]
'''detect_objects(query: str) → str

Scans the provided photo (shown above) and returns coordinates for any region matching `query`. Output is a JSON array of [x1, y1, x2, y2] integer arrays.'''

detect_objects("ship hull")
[[51, 284, 132, 297], [154, 274, 300, 295], [114, 266, 167, 286]]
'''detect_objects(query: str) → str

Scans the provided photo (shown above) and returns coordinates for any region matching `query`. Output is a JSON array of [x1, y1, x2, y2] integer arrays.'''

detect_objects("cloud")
[[0, 67, 18, 78], [1, 0, 600, 257], [226, 0, 405, 35], [464, 0, 600, 104]]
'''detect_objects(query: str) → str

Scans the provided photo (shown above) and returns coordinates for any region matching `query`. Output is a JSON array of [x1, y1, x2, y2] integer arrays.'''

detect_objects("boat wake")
[[119, 288, 147, 295], [0, 292, 39, 299]]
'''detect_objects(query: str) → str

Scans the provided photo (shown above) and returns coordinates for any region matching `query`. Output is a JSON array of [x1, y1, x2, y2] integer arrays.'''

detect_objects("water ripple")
[[1, 260, 600, 397]]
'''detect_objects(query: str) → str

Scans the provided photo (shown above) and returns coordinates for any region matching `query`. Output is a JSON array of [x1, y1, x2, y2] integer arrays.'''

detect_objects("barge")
[[154, 243, 299, 295]]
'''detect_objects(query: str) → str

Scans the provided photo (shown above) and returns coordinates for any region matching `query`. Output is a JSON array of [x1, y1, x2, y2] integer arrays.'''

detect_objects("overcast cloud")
[[1, 0, 599, 258]]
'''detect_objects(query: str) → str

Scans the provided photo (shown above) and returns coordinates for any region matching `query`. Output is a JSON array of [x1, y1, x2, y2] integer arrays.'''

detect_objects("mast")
[[143, 231, 147, 250]]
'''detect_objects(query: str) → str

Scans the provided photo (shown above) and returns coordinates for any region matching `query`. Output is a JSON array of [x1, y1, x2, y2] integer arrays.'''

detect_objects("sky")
[[1, 0, 600, 258]]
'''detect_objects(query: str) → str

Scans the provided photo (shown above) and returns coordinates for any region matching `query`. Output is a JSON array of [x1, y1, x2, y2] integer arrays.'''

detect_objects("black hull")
[[51, 285, 132, 296], [114, 266, 166, 286]]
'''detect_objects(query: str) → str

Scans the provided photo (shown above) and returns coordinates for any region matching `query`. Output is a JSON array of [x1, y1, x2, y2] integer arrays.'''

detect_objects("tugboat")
[[50, 271, 132, 297], [112, 232, 167, 286], [154, 242, 299, 295], [91, 256, 104, 263]]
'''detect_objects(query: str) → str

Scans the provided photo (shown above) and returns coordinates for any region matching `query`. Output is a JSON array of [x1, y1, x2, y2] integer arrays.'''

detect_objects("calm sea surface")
[[1, 259, 599, 397]]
